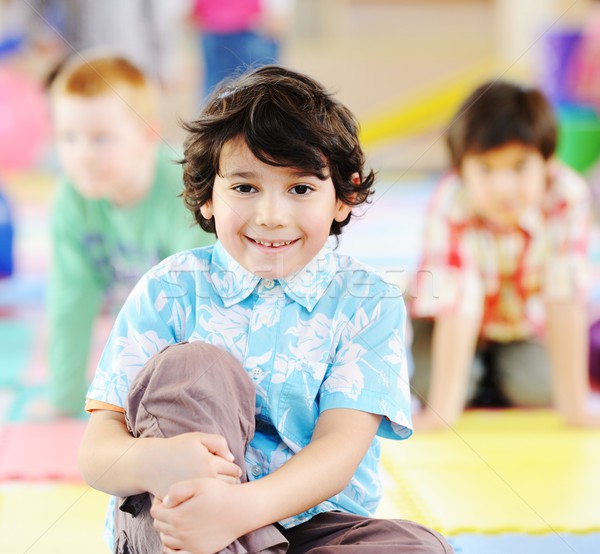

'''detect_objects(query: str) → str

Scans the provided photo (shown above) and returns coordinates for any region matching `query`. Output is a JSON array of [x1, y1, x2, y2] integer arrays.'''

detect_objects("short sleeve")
[[320, 283, 413, 440]]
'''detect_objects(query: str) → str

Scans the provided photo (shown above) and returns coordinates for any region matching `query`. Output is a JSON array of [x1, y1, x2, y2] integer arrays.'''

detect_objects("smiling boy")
[[79, 65, 453, 553]]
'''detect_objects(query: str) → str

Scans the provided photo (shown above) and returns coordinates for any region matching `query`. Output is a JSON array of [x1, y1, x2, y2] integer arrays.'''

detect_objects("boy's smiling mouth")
[[247, 237, 298, 249]]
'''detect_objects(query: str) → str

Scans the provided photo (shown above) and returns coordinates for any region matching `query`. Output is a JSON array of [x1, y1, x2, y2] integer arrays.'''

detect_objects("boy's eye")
[[234, 184, 256, 193], [93, 134, 110, 144], [290, 184, 313, 195]]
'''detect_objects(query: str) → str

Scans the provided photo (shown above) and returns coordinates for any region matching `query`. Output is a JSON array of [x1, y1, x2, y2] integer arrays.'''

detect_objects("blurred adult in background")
[[16, 0, 190, 87], [191, 0, 295, 98]]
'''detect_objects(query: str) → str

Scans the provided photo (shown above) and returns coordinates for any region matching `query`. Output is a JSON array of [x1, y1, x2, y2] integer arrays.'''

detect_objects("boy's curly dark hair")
[[447, 80, 557, 169], [181, 65, 374, 236]]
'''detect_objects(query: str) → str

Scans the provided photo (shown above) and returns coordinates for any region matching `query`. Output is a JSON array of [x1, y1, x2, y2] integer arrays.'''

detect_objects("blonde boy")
[[46, 54, 213, 418]]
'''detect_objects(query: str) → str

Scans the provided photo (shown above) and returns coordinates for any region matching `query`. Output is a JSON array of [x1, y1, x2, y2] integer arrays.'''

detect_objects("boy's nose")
[[254, 194, 289, 228], [70, 140, 95, 164], [490, 170, 518, 194]]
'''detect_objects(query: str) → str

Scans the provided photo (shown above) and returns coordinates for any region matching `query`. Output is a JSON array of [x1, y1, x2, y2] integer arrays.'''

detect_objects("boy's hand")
[[143, 432, 242, 499], [151, 478, 247, 554], [562, 403, 600, 428]]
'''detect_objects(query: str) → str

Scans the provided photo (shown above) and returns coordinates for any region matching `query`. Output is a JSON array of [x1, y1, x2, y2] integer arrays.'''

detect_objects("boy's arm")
[[546, 299, 600, 427], [78, 410, 147, 496], [151, 408, 381, 554], [78, 410, 243, 499], [545, 166, 599, 426], [410, 175, 483, 430], [47, 258, 101, 408], [47, 185, 103, 413], [412, 312, 481, 431]]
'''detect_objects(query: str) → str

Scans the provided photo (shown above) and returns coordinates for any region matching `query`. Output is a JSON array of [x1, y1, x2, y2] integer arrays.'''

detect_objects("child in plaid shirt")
[[410, 80, 600, 430]]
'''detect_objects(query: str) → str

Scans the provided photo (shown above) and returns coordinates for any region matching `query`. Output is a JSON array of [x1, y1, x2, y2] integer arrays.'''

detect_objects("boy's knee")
[[126, 340, 255, 438], [500, 380, 552, 407], [145, 340, 249, 390], [495, 346, 552, 407], [154, 340, 236, 369]]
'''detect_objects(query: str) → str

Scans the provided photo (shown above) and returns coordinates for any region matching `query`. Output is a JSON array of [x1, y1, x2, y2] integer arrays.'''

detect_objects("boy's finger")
[[159, 531, 184, 551], [215, 458, 242, 478], [162, 480, 197, 508], [216, 474, 241, 485], [195, 432, 235, 461]]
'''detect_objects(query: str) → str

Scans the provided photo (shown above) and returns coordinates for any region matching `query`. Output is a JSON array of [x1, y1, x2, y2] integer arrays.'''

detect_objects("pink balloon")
[[0, 68, 51, 170]]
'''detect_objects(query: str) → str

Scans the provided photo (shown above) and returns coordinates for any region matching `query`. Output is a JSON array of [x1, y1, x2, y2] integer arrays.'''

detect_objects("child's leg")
[[492, 340, 552, 406], [410, 319, 484, 406], [278, 512, 454, 553], [113, 340, 287, 554]]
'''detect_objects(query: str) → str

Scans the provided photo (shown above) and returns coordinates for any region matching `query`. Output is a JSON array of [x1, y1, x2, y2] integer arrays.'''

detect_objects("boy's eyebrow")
[[292, 170, 328, 179], [223, 169, 327, 179], [222, 170, 260, 180]]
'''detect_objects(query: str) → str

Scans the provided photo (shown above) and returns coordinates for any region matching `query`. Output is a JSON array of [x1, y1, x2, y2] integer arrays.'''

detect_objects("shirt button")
[[251, 465, 262, 477], [252, 367, 262, 379], [263, 279, 275, 289], [260, 316, 269, 325]]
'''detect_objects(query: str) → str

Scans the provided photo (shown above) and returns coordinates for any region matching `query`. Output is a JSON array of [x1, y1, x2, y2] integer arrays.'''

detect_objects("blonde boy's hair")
[[50, 54, 158, 123]]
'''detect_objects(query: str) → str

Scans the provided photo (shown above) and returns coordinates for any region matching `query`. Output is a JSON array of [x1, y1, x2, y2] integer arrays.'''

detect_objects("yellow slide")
[[360, 64, 492, 149]]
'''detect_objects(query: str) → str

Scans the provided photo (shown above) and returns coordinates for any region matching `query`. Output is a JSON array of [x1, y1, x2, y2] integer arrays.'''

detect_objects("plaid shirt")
[[410, 162, 590, 342]]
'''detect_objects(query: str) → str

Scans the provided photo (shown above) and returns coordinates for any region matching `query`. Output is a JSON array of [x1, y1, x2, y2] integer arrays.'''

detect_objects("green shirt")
[[47, 145, 214, 413]]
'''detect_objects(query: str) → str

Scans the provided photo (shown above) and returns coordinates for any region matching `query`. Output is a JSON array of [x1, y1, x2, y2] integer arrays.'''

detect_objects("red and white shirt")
[[410, 162, 590, 342]]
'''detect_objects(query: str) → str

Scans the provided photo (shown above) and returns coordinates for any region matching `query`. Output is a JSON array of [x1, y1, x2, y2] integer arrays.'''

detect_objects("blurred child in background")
[[410, 80, 600, 430], [43, 53, 213, 419]]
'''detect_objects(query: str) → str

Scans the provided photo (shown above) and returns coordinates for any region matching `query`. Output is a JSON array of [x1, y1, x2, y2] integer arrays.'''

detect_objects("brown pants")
[[114, 341, 454, 554]]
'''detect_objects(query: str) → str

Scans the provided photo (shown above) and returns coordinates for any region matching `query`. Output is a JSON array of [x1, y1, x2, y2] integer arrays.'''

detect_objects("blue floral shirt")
[[88, 241, 413, 544]]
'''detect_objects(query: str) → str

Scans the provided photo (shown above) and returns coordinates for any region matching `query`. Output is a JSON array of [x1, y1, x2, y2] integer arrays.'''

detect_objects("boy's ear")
[[334, 172, 360, 222], [200, 201, 213, 220], [334, 200, 352, 222]]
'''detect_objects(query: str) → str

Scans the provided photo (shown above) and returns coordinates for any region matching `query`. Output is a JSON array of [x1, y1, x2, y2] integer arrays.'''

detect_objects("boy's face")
[[201, 139, 352, 279], [460, 142, 549, 228], [52, 93, 155, 204]]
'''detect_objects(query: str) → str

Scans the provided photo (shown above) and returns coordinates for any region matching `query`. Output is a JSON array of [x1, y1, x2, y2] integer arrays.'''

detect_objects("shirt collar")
[[210, 242, 260, 307], [210, 241, 337, 311], [278, 243, 336, 312]]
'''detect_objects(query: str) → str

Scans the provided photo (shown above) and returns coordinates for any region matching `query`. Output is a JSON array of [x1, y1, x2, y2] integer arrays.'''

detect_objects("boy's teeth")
[[255, 239, 292, 247]]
